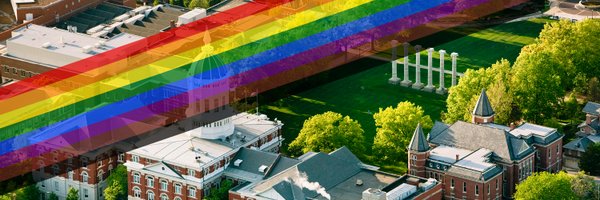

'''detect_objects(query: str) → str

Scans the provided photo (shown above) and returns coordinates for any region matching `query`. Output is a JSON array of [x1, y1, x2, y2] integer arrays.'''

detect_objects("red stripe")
[[0, 0, 291, 99]]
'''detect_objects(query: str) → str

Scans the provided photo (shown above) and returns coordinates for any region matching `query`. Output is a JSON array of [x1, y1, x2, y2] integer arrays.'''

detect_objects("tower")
[[184, 30, 234, 140], [472, 88, 495, 124], [408, 123, 429, 177]]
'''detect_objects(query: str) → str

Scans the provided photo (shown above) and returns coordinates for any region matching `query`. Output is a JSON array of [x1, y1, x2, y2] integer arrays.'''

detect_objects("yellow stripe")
[[0, 0, 371, 128]]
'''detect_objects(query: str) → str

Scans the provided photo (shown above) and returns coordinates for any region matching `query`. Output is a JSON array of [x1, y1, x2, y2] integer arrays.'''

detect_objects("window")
[[81, 171, 89, 183], [174, 197, 182, 200], [83, 188, 89, 198], [12, 68, 16, 74], [188, 169, 195, 177], [557, 147, 560, 155], [188, 187, 196, 198], [97, 170, 104, 182], [3, 65, 9, 73], [161, 194, 168, 200], [488, 184, 490, 195], [118, 153, 124, 162], [20, 70, 26, 77], [98, 158, 103, 167], [67, 169, 73, 180], [463, 182, 467, 193], [175, 184, 182, 194], [496, 179, 499, 190], [147, 176, 155, 187], [82, 159, 88, 168], [160, 180, 168, 191], [132, 155, 139, 163], [133, 173, 140, 184], [147, 191, 155, 200], [54, 181, 59, 191], [475, 185, 479, 196], [451, 179, 455, 188], [52, 164, 59, 175], [548, 149, 551, 160], [133, 187, 141, 198]]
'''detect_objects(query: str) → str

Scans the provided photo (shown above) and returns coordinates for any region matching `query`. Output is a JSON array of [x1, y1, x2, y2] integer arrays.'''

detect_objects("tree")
[[288, 112, 365, 156], [48, 192, 59, 200], [571, 171, 597, 199], [511, 46, 566, 124], [580, 143, 600, 176], [204, 179, 233, 200], [14, 185, 40, 200], [104, 165, 128, 200], [445, 59, 513, 124], [66, 187, 79, 200], [188, 0, 210, 8], [588, 77, 600, 102], [153, 0, 160, 6], [514, 171, 577, 200], [372, 101, 432, 163]]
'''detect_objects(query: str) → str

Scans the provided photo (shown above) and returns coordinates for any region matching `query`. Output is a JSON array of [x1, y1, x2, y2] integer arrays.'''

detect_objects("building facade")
[[407, 89, 563, 199], [563, 101, 600, 170]]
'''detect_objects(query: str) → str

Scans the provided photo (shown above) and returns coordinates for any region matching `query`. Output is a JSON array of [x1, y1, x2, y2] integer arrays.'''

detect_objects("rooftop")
[[454, 148, 495, 172], [428, 145, 472, 164], [510, 123, 557, 138], [583, 101, 600, 116], [6, 24, 142, 67]]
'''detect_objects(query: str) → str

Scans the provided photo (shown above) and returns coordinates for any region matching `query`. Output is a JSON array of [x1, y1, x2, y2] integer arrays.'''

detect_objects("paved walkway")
[[545, 0, 600, 20]]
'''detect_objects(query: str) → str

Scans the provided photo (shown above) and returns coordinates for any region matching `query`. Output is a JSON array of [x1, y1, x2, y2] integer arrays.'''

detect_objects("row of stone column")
[[388, 40, 460, 94]]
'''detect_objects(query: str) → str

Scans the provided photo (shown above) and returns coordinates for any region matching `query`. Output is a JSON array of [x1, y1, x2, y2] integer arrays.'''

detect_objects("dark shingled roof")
[[272, 180, 305, 200], [429, 121, 534, 162], [228, 148, 279, 176], [329, 146, 362, 164], [583, 102, 600, 116], [563, 136, 600, 152], [472, 88, 495, 117], [408, 123, 429, 152]]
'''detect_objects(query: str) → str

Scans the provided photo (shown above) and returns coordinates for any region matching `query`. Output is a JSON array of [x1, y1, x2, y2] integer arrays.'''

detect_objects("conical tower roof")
[[472, 88, 495, 117], [408, 123, 429, 152]]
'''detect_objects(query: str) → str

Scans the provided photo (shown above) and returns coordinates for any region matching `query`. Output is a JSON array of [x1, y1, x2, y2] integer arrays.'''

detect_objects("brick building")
[[124, 112, 284, 200], [407, 89, 564, 199]]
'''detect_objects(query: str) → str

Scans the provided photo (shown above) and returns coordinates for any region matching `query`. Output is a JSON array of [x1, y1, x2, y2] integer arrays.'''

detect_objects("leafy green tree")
[[372, 101, 432, 163], [153, 0, 160, 6], [445, 59, 513, 124], [103, 164, 128, 200], [580, 143, 600, 176], [48, 192, 59, 200], [571, 171, 597, 199], [66, 187, 79, 200], [14, 185, 40, 200], [0, 195, 11, 200], [288, 112, 365, 156], [188, 0, 210, 8], [515, 171, 577, 200], [204, 179, 233, 200], [588, 77, 600, 102], [511, 46, 566, 124]]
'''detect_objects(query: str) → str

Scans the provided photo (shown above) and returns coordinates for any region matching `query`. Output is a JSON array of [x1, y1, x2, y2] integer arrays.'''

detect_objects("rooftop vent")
[[195, 156, 202, 163], [82, 45, 93, 54], [258, 165, 268, 173], [234, 159, 243, 167], [356, 179, 363, 186], [41, 42, 51, 48]]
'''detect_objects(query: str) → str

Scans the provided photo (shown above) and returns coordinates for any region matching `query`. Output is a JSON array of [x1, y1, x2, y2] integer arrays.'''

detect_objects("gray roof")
[[563, 135, 600, 152], [429, 121, 534, 162], [228, 147, 279, 176], [329, 146, 362, 165], [408, 123, 429, 152], [265, 157, 301, 179], [272, 180, 305, 200], [583, 102, 600, 116], [472, 88, 495, 117], [446, 164, 502, 182]]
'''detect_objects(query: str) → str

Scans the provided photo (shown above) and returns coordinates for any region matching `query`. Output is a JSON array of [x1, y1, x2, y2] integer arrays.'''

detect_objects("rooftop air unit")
[[258, 165, 268, 173], [234, 159, 243, 167], [41, 42, 51, 48]]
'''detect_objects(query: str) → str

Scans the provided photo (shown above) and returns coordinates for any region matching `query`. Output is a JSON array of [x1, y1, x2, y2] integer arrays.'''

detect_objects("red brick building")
[[407, 89, 564, 199]]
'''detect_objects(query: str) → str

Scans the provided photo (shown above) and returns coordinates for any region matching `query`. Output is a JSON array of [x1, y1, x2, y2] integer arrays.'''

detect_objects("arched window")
[[188, 187, 196, 198], [160, 180, 168, 191], [133, 172, 140, 184], [67, 168, 73, 180], [174, 183, 182, 194], [174, 197, 182, 200], [147, 176, 155, 187], [97, 169, 104, 182], [133, 187, 141, 198], [81, 171, 89, 183], [52, 164, 60, 175], [147, 190, 155, 200], [160, 194, 168, 200]]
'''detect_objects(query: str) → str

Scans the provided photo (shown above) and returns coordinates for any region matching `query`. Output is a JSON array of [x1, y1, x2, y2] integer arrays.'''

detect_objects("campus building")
[[124, 112, 284, 200], [562, 101, 600, 170], [407, 89, 564, 199]]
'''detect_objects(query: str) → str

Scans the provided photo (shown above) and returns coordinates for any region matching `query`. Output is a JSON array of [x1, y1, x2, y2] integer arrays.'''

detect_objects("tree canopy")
[[372, 101, 432, 163], [103, 164, 128, 200], [515, 171, 578, 200], [14, 185, 40, 200], [445, 59, 514, 124], [580, 143, 600, 176], [66, 187, 79, 200], [288, 111, 365, 156]]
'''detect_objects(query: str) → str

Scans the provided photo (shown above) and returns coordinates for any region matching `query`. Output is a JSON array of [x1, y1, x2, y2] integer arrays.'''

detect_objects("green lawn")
[[260, 18, 551, 156]]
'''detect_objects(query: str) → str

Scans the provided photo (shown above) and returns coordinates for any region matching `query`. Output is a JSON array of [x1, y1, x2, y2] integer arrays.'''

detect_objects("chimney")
[[455, 154, 459, 162], [586, 114, 593, 125], [170, 20, 176, 29], [509, 122, 516, 131]]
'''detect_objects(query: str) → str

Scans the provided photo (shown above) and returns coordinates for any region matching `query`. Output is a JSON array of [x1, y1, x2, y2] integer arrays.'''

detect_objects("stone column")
[[451, 52, 459, 87], [388, 40, 400, 84], [423, 48, 435, 92], [401, 42, 413, 87], [436, 50, 447, 94], [412, 45, 424, 89]]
